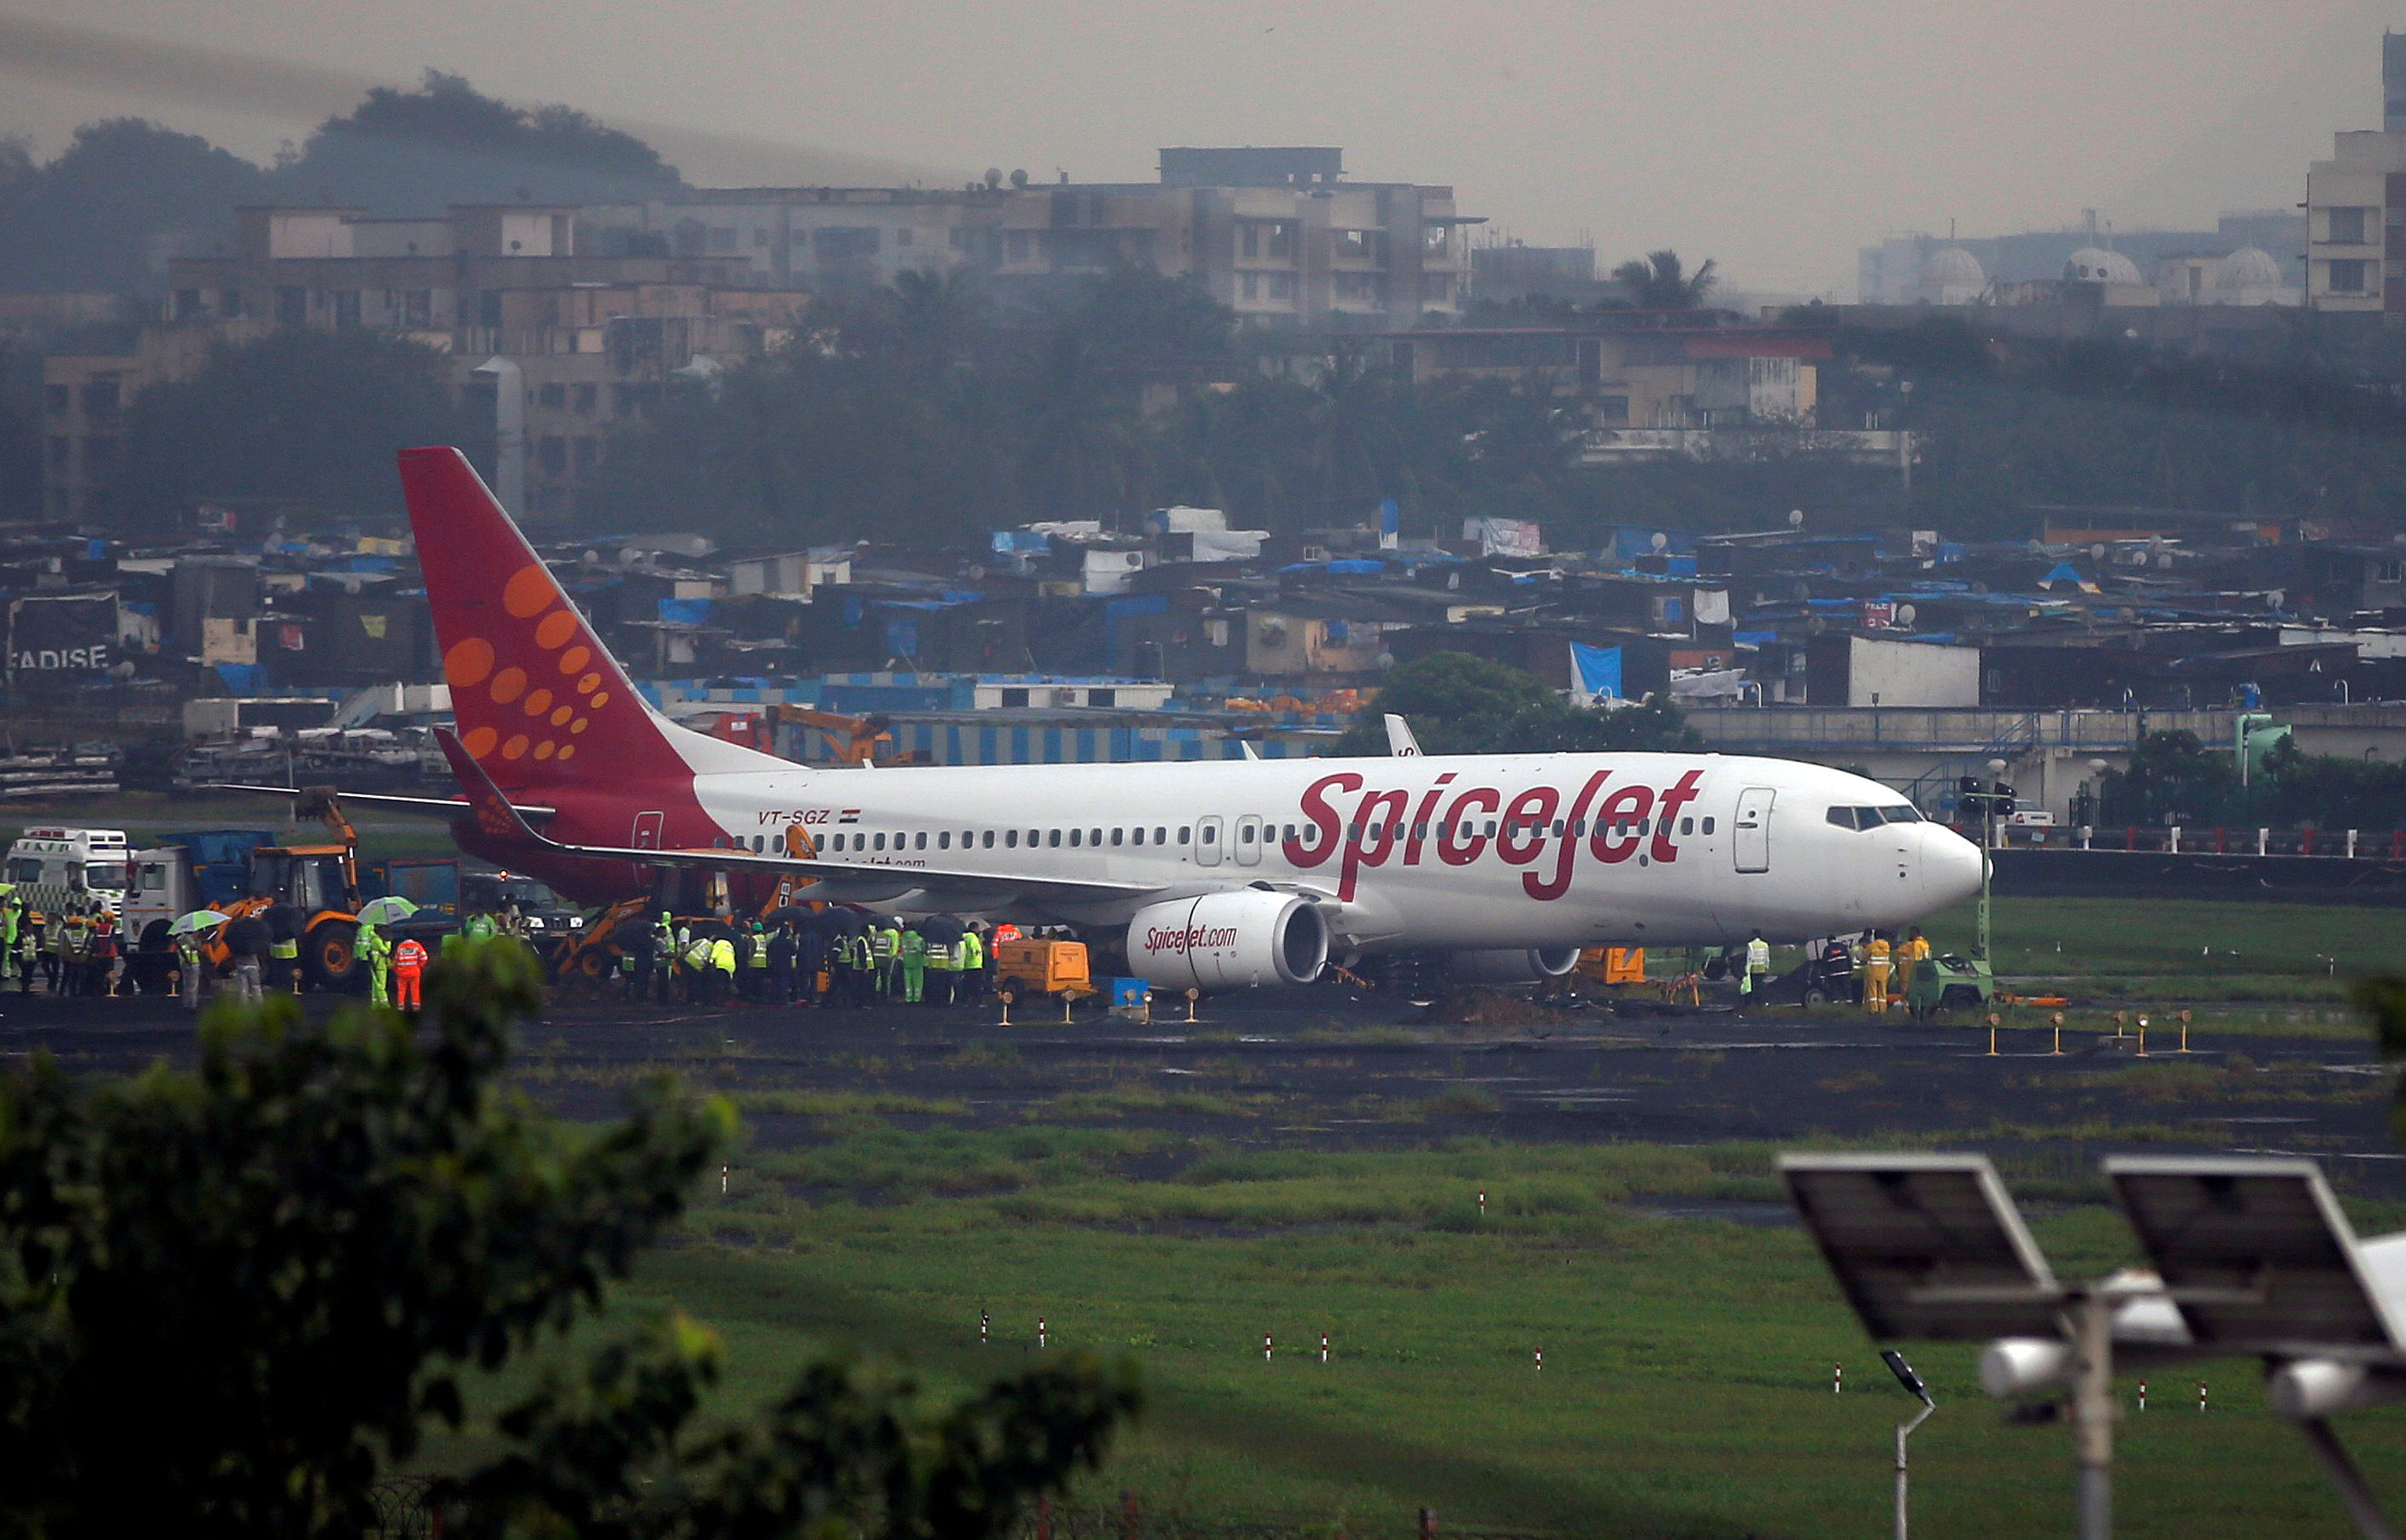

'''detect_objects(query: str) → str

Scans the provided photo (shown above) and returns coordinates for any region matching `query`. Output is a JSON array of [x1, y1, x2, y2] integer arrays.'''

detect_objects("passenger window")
[[1200, 825, 1217, 842], [983, 830, 996, 848], [1112, 829, 1124, 846], [1412, 823, 1427, 840], [1157, 827, 1168, 844], [874, 833, 887, 851], [1681, 817, 1693, 835], [1049, 830, 1062, 848], [1347, 823, 1362, 840], [939, 832, 951, 849], [1178, 827, 1190, 843], [1239, 824, 1254, 843], [1069, 829, 1081, 847], [1486, 821, 1498, 838], [1006, 829, 1018, 848], [914, 832, 927, 850], [1130, 828, 1143, 846], [1090, 829, 1101, 846], [1702, 817, 1716, 834]]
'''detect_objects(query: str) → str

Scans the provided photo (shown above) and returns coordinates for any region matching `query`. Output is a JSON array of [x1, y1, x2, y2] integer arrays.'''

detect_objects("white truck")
[[3, 826, 132, 924]]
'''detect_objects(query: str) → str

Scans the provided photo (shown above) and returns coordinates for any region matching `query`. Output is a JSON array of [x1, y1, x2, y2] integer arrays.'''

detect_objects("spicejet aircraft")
[[393, 446, 1986, 991]]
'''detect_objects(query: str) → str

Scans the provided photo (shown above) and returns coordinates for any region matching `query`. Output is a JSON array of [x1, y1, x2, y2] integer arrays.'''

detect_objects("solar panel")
[[1780, 1153, 2063, 1341], [2105, 1156, 2406, 1365]]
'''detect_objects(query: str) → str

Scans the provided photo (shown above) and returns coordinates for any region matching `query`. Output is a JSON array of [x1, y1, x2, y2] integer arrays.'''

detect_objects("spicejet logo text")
[[1146, 924, 1239, 955], [1283, 768, 1706, 903]]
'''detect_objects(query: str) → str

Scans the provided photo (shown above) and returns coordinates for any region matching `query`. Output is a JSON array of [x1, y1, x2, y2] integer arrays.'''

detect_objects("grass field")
[[439, 1129, 2406, 1539]]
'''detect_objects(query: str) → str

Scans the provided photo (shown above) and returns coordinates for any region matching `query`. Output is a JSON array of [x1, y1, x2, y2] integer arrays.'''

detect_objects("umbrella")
[[355, 895, 418, 927], [765, 905, 815, 923], [913, 914, 966, 941], [262, 903, 305, 941], [169, 909, 232, 936]]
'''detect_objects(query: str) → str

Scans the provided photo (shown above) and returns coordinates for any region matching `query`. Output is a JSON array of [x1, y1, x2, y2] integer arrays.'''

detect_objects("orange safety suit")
[[393, 936, 430, 1010]]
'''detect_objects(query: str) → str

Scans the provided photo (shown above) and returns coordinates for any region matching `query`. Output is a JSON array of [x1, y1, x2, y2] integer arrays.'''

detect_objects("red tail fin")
[[398, 447, 780, 793]]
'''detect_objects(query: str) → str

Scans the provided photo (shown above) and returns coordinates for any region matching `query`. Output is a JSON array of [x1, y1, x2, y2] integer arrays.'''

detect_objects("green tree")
[[103, 327, 485, 527], [1331, 651, 1702, 757], [277, 71, 681, 215], [1610, 249, 1717, 309], [2098, 730, 2240, 827], [0, 119, 267, 294], [2361, 976, 2406, 1145], [0, 939, 1135, 1538]]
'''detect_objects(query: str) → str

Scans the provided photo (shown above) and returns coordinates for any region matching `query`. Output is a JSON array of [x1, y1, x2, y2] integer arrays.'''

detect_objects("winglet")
[[1384, 714, 1423, 756], [433, 725, 558, 852]]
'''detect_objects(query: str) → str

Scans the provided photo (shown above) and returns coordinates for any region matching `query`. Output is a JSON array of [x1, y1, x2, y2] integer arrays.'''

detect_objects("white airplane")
[[399, 446, 1986, 991]]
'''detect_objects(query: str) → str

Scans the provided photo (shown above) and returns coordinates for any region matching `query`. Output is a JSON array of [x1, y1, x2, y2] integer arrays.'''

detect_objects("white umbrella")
[[355, 895, 418, 927], [168, 909, 232, 936]]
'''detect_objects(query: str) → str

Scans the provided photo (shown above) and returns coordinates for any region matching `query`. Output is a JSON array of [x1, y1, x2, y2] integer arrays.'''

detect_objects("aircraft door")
[[1733, 788, 1774, 874], [1233, 813, 1263, 867], [1195, 816, 1224, 867]]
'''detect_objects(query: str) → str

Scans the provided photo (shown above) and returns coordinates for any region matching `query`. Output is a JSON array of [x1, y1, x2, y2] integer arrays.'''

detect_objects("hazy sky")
[[3, 0, 2399, 295]]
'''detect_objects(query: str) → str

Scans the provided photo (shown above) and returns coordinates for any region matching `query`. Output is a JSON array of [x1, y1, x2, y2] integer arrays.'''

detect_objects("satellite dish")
[[1010, 168, 1030, 189], [984, 167, 1004, 189], [2090, 544, 2106, 561], [1651, 531, 1669, 552], [1788, 509, 1804, 528], [1896, 603, 1917, 626]]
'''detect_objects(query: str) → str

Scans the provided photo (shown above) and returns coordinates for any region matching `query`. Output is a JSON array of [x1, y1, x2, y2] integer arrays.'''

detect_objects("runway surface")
[[3, 982, 2395, 1203]]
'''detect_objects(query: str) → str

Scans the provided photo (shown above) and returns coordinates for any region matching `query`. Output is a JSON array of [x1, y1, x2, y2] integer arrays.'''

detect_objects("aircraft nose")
[[1922, 823, 1986, 908]]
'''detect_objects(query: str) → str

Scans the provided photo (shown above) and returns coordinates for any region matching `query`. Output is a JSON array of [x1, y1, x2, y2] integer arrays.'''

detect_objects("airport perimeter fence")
[[363, 1479, 1554, 1540]]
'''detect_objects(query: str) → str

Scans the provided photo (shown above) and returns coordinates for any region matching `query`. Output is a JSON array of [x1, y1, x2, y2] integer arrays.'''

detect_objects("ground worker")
[[797, 925, 828, 1006], [767, 922, 797, 1004], [845, 929, 877, 1006], [870, 917, 900, 998], [15, 911, 38, 993], [358, 921, 391, 1007], [618, 925, 648, 1002], [176, 931, 205, 1012], [0, 893, 19, 969], [392, 934, 429, 1011], [894, 923, 924, 1004], [58, 904, 90, 997], [1743, 930, 1771, 1010], [651, 913, 678, 1002], [463, 907, 498, 942], [959, 925, 987, 1004], [269, 924, 302, 996], [710, 934, 737, 1002], [924, 929, 958, 1007], [1864, 930, 1893, 1014], [744, 921, 771, 999], [684, 931, 715, 1004], [231, 924, 266, 1004], [39, 908, 63, 993], [90, 920, 120, 998], [1896, 925, 1931, 1005]]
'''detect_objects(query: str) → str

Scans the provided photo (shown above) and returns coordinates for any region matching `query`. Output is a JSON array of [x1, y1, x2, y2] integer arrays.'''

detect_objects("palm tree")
[[1611, 249, 1718, 309]]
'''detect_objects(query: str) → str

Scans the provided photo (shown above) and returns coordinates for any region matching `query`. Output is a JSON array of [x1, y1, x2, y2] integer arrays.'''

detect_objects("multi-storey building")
[[2305, 131, 2406, 316], [588, 147, 1476, 329], [44, 205, 809, 523]]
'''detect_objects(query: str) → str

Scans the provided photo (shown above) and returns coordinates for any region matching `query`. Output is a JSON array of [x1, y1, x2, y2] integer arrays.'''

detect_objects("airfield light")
[[1788, 1151, 2406, 1540], [1881, 1349, 1937, 1540]]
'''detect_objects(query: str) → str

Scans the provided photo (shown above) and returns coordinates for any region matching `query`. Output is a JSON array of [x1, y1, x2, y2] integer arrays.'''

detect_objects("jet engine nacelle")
[[1128, 891, 1328, 992], [1447, 946, 1582, 984]]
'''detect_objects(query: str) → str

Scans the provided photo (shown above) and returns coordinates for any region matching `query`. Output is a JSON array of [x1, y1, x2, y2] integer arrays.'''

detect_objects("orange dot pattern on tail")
[[435, 558, 625, 770]]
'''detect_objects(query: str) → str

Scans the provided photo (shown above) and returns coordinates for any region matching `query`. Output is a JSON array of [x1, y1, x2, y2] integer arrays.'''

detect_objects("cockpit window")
[[1876, 805, 1922, 823], [1828, 806, 1865, 830], [1829, 805, 1922, 831]]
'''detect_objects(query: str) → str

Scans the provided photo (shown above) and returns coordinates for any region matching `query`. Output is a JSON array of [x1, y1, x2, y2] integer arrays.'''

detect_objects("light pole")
[[1977, 758, 2006, 962], [1882, 1349, 1937, 1540]]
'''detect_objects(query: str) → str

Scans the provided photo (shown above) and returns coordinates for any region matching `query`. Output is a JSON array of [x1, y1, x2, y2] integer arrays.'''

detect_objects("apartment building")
[[2304, 130, 2406, 315], [590, 147, 1476, 329], [44, 205, 809, 523]]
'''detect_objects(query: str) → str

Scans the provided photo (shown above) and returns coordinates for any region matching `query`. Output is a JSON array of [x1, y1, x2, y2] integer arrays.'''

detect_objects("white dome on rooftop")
[[1923, 246, 1986, 301], [2215, 245, 2285, 291], [2064, 246, 2142, 285]]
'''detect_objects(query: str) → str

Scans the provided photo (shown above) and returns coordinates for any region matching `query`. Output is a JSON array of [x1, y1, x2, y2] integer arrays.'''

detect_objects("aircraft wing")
[[208, 782, 560, 820], [432, 729, 1157, 904]]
